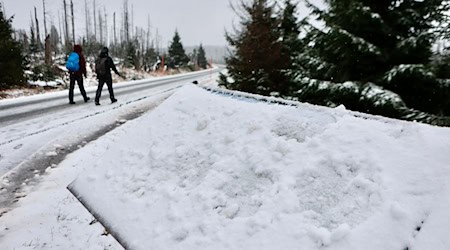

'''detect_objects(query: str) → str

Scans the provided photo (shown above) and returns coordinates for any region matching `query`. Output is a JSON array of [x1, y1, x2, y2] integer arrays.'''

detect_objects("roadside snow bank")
[[69, 85, 450, 250]]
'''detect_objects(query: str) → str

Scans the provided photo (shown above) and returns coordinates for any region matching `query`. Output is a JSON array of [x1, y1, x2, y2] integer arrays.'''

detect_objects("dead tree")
[[93, 0, 97, 40], [58, 11, 62, 43], [113, 12, 117, 46], [104, 8, 108, 46], [71, 0, 75, 44], [84, 0, 89, 38], [98, 10, 103, 44], [42, 0, 48, 37], [34, 7, 42, 50], [131, 4, 134, 38], [123, 0, 129, 43], [29, 12, 37, 57], [63, 0, 70, 49], [146, 15, 151, 51], [45, 35, 52, 64]]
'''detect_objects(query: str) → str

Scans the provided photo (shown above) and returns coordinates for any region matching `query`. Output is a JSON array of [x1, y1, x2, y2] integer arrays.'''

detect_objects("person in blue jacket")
[[68, 45, 90, 104]]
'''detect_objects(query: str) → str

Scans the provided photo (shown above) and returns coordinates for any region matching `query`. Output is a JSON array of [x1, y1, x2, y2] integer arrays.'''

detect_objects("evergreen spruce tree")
[[279, 0, 303, 92], [280, 0, 302, 64], [220, 0, 290, 96], [143, 44, 158, 71], [190, 48, 198, 67], [0, 4, 26, 89], [124, 39, 143, 70], [300, 0, 450, 117], [168, 31, 189, 68], [197, 44, 208, 69], [125, 41, 137, 68]]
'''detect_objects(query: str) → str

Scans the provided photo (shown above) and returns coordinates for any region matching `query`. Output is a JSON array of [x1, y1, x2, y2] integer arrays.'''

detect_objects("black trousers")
[[95, 77, 115, 103], [69, 74, 88, 102]]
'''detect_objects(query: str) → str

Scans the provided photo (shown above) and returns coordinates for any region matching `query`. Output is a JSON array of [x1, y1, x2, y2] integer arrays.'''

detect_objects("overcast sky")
[[3, 0, 323, 47]]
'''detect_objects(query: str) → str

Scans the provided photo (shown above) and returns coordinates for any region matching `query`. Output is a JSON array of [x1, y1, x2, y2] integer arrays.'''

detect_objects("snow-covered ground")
[[1, 82, 450, 249], [0, 70, 219, 249]]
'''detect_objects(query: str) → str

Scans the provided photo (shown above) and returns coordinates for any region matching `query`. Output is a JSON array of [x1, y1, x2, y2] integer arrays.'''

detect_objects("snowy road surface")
[[0, 68, 220, 213]]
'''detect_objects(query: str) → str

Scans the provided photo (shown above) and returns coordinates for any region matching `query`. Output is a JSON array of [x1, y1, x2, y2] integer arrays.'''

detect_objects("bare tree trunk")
[[146, 15, 150, 51], [45, 35, 52, 65], [71, 0, 75, 44], [30, 12, 36, 56], [99, 10, 103, 44], [34, 7, 41, 49], [131, 4, 134, 39], [30, 13, 35, 38], [104, 8, 108, 46], [61, 12, 66, 44], [85, 0, 89, 38], [63, 0, 70, 49], [124, 0, 129, 43], [113, 12, 117, 46], [43, 0, 48, 37], [93, 0, 97, 41], [30, 12, 35, 40], [58, 11, 62, 43], [123, 1, 126, 43], [120, 11, 124, 45]]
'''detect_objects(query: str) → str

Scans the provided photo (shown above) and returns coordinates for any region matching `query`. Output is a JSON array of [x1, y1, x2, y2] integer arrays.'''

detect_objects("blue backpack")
[[66, 52, 80, 72]]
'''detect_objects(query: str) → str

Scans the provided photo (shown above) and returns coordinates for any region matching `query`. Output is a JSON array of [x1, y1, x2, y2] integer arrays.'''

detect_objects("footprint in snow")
[[13, 144, 23, 150]]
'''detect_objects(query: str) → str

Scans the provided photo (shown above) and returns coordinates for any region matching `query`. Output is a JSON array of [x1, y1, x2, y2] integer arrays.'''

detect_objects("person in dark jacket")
[[94, 47, 122, 105], [69, 45, 90, 104]]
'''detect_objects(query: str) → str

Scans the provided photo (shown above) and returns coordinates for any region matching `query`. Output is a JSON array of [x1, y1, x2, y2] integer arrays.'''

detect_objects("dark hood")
[[100, 47, 109, 58], [74, 44, 83, 54]]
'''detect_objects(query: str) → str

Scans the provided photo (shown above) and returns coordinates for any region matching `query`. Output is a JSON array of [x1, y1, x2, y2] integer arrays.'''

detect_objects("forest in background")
[[220, 0, 450, 126], [0, 0, 216, 91]]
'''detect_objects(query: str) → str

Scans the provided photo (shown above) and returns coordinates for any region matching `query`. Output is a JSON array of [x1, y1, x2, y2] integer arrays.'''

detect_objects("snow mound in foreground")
[[69, 85, 450, 250]]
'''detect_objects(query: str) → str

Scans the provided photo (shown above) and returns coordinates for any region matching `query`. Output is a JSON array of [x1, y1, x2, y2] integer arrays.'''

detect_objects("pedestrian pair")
[[66, 45, 122, 105]]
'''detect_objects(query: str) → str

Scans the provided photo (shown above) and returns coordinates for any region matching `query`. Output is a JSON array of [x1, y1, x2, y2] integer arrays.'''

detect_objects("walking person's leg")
[[106, 79, 117, 103], [69, 74, 76, 104], [76, 76, 90, 102], [95, 78, 106, 105]]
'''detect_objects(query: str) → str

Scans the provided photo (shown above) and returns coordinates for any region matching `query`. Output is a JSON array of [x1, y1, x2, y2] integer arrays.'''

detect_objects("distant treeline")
[[1, 0, 214, 89]]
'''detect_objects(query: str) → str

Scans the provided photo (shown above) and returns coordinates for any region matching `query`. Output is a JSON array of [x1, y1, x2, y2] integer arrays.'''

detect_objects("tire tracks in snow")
[[0, 86, 180, 147], [0, 89, 176, 216]]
